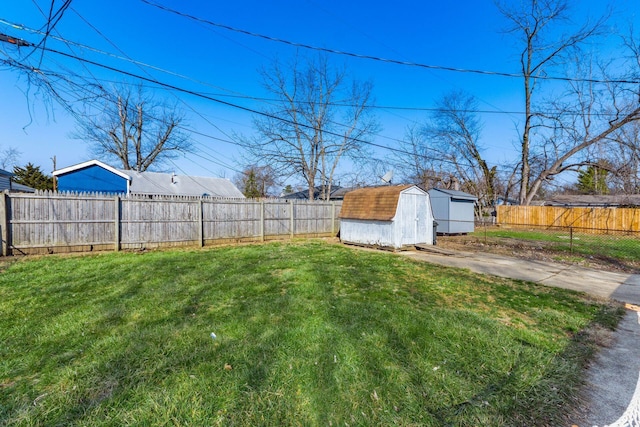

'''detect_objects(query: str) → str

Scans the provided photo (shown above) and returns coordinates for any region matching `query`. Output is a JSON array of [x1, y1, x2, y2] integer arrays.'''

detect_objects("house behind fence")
[[0, 191, 342, 256]]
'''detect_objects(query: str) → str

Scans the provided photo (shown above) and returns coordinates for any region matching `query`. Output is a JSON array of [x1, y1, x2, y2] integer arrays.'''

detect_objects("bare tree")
[[604, 121, 640, 193], [0, 146, 21, 170], [394, 91, 497, 212], [393, 124, 448, 189], [429, 91, 497, 209], [233, 165, 277, 198], [74, 84, 191, 171], [241, 55, 379, 200], [497, 0, 610, 204], [517, 51, 640, 203]]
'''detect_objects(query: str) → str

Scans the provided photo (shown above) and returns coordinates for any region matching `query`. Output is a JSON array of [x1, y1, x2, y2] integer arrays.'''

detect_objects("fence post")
[[114, 195, 121, 252], [0, 192, 8, 256], [290, 200, 295, 239], [331, 201, 336, 235], [484, 220, 487, 244], [260, 200, 265, 242], [570, 226, 573, 253], [198, 199, 204, 247]]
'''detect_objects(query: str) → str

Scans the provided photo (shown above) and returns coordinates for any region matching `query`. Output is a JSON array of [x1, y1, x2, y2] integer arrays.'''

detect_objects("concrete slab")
[[402, 250, 640, 304], [569, 310, 640, 427], [612, 276, 640, 306]]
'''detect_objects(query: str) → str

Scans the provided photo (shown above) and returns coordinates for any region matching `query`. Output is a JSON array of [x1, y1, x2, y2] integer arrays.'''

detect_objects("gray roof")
[[428, 188, 477, 200], [0, 168, 13, 177], [545, 195, 640, 207], [120, 170, 244, 198], [282, 185, 347, 200], [10, 182, 36, 193]]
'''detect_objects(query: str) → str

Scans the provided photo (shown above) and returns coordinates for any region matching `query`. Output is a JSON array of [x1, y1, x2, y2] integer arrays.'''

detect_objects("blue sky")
[[0, 0, 636, 188]]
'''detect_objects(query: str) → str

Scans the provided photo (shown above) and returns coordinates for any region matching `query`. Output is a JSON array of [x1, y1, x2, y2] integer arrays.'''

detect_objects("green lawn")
[[0, 241, 623, 426], [475, 228, 640, 263]]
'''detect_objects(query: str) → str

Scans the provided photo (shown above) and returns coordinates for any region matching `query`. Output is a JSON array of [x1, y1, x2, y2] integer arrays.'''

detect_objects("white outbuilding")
[[339, 185, 434, 249]]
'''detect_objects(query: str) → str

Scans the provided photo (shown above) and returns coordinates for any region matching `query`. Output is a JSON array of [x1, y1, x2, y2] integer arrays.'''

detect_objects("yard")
[[0, 241, 623, 426]]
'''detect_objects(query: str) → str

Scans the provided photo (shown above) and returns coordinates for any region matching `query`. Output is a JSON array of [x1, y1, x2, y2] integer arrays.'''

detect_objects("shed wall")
[[429, 189, 476, 234], [429, 192, 451, 234], [340, 219, 397, 247], [449, 198, 475, 233]]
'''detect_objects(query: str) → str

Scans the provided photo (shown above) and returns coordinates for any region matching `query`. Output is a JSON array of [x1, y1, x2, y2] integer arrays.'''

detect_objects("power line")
[[140, 0, 640, 86], [0, 17, 241, 97], [302, 0, 523, 125], [2, 50, 242, 175], [3, 20, 633, 119], [66, 8, 242, 171], [0, 43, 610, 175], [3, 32, 623, 176], [28, 0, 73, 66]]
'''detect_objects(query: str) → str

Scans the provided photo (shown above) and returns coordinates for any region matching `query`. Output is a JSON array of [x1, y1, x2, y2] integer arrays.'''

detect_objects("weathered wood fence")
[[0, 192, 342, 255], [496, 205, 640, 232]]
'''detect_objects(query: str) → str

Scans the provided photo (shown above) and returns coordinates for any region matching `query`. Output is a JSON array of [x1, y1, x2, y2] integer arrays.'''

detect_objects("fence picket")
[[5, 192, 342, 254], [497, 205, 640, 233]]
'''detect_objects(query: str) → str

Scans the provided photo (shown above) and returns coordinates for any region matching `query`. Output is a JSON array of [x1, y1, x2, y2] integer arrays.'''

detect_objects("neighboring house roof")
[[0, 169, 36, 193], [10, 182, 36, 193], [328, 186, 357, 200], [52, 159, 131, 181], [53, 159, 244, 198], [428, 188, 478, 201], [121, 170, 244, 198], [339, 185, 414, 221], [282, 185, 347, 200], [496, 197, 518, 205], [544, 195, 640, 207]]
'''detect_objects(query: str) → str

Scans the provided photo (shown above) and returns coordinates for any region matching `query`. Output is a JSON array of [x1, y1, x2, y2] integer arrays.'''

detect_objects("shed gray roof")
[[120, 170, 244, 198], [428, 188, 477, 200]]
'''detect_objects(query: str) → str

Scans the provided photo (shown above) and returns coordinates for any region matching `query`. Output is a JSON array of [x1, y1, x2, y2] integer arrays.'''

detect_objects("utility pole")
[[51, 156, 57, 192]]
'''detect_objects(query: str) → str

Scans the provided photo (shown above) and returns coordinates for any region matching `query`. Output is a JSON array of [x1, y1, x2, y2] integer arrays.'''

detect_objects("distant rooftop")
[[120, 169, 244, 198], [544, 194, 640, 207]]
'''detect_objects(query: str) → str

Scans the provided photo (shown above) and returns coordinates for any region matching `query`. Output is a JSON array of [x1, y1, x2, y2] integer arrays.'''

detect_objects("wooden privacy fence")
[[0, 192, 342, 255], [496, 205, 640, 232]]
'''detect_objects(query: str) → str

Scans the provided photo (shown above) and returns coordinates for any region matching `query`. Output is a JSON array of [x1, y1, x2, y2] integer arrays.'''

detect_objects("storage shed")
[[339, 185, 434, 249], [428, 188, 477, 234]]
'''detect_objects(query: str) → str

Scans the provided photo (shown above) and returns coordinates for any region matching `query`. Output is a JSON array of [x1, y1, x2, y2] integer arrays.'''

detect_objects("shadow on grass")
[[0, 243, 625, 426]]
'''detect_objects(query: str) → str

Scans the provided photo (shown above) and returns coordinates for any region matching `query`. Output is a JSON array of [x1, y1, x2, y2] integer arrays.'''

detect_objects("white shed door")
[[400, 193, 426, 245]]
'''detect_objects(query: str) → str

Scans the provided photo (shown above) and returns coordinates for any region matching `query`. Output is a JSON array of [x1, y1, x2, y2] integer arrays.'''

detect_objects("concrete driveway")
[[403, 248, 640, 305], [398, 247, 640, 426]]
